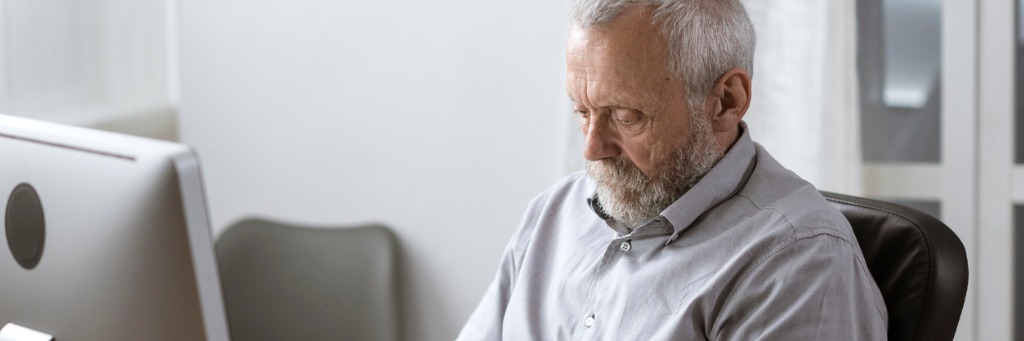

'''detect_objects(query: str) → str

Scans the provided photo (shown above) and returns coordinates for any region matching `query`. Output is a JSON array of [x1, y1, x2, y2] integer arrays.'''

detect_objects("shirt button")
[[619, 241, 631, 252], [584, 315, 595, 327]]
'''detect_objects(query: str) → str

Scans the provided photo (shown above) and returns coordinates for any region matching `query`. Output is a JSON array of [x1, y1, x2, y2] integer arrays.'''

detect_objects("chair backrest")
[[820, 191, 968, 341], [216, 219, 400, 341]]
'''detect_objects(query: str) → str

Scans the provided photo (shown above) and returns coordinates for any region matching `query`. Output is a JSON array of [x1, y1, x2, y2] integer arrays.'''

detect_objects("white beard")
[[586, 112, 723, 229]]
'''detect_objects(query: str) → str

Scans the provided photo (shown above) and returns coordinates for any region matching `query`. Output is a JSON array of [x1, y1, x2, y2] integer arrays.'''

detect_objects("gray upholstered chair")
[[216, 219, 400, 341], [821, 191, 968, 341]]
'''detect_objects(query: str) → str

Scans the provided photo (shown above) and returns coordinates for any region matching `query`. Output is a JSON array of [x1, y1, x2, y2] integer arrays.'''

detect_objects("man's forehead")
[[568, 27, 664, 61], [567, 13, 670, 78], [567, 39, 670, 105], [566, 86, 659, 111]]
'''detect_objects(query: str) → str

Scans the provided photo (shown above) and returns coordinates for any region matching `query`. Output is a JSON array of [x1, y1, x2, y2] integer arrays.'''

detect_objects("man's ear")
[[707, 68, 751, 132]]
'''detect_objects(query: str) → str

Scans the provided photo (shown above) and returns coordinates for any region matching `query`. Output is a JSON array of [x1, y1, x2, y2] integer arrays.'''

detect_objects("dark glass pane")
[[1016, 0, 1024, 164], [1016, 205, 1024, 340], [858, 0, 942, 163]]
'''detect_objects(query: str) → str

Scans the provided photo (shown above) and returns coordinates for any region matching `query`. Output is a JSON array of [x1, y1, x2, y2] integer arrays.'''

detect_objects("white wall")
[[177, 1, 572, 340]]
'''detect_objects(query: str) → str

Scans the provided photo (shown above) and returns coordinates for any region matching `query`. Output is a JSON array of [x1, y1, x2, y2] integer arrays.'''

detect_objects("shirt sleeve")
[[455, 189, 550, 341], [454, 241, 518, 341], [710, 233, 888, 340]]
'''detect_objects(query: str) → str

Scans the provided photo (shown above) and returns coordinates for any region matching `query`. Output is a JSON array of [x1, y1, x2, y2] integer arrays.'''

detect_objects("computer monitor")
[[0, 114, 230, 341]]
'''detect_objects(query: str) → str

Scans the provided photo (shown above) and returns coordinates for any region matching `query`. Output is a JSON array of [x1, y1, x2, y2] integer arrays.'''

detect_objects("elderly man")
[[458, 0, 887, 339]]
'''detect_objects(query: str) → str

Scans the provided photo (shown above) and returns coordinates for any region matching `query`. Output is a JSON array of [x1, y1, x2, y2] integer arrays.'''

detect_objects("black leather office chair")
[[821, 191, 968, 341]]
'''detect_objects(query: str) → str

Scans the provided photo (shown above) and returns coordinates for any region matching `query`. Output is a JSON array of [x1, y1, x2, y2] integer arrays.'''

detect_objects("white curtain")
[[741, 0, 863, 194], [0, 0, 173, 133]]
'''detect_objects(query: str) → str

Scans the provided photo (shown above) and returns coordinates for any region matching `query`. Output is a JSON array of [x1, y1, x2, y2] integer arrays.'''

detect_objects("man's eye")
[[574, 110, 590, 119], [613, 110, 642, 125]]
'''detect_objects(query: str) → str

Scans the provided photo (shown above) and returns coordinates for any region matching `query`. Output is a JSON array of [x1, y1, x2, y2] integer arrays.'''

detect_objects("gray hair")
[[570, 0, 756, 110]]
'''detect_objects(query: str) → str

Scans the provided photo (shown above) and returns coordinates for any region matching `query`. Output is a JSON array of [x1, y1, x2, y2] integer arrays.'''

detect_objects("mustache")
[[586, 157, 649, 189]]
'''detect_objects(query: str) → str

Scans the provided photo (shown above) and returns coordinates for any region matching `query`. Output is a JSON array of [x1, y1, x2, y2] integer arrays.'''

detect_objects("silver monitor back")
[[0, 114, 230, 341]]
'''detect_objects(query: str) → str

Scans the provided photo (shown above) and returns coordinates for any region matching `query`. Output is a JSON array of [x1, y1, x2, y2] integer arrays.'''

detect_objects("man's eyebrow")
[[567, 94, 584, 108]]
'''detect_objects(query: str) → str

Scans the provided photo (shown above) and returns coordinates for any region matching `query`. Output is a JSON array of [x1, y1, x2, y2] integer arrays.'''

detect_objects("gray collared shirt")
[[457, 125, 888, 340]]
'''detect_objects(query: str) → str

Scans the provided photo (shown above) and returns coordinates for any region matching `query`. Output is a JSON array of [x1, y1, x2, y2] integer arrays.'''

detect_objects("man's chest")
[[501, 221, 762, 340]]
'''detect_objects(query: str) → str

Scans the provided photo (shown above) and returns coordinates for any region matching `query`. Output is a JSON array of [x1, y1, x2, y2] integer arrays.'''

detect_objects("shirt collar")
[[660, 122, 755, 241], [587, 122, 757, 241]]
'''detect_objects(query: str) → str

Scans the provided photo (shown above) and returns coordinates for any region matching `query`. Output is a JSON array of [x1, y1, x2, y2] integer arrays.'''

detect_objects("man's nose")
[[582, 119, 620, 161]]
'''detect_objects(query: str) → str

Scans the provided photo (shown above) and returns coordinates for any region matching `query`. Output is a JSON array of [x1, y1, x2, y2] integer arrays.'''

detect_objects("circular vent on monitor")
[[5, 183, 45, 270]]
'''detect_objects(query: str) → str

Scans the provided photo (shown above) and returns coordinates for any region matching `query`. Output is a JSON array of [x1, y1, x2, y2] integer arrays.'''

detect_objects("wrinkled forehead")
[[566, 9, 674, 99], [568, 7, 668, 69]]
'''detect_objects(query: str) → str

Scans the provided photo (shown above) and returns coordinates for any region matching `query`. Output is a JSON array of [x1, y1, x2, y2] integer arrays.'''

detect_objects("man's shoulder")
[[505, 171, 602, 260], [515, 171, 596, 225], [735, 143, 855, 242], [556, 170, 591, 190], [530, 171, 593, 205]]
